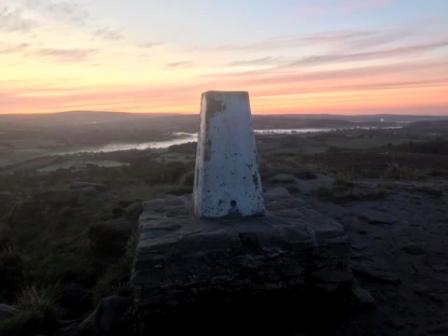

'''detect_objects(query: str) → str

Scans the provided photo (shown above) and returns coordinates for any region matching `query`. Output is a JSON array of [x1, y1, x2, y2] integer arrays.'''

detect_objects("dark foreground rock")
[[61, 296, 131, 336], [132, 192, 352, 332], [0, 304, 18, 322]]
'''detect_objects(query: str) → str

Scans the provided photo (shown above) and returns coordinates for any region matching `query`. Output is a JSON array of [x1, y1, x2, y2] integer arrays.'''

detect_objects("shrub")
[[92, 234, 136, 302], [315, 183, 389, 204], [88, 222, 131, 259], [0, 286, 58, 336], [0, 244, 24, 301], [128, 160, 190, 185], [334, 171, 356, 188], [382, 164, 425, 180], [181, 170, 195, 187], [166, 185, 192, 196]]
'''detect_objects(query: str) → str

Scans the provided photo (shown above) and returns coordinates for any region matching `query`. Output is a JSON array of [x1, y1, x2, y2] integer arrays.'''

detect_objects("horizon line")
[[1, 110, 448, 118]]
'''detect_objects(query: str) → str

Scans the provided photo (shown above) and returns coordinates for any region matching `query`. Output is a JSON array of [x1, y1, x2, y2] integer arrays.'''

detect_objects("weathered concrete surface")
[[193, 91, 264, 218], [132, 191, 351, 314]]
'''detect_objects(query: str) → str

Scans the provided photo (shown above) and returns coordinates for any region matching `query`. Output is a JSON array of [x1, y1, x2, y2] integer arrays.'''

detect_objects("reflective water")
[[62, 132, 198, 154], [63, 126, 402, 154]]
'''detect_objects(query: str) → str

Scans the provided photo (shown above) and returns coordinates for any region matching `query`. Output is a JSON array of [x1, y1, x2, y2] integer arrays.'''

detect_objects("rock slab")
[[132, 193, 351, 314]]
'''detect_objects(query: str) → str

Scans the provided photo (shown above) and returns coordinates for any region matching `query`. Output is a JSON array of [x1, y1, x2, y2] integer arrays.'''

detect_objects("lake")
[[62, 126, 402, 154]]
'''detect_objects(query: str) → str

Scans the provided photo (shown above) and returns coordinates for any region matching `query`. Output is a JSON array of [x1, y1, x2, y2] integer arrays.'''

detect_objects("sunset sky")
[[1, 0, 447, 115]]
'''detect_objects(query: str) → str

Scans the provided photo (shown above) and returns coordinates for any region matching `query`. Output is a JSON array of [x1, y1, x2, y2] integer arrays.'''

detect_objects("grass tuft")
[[0, 286, 58, 336]]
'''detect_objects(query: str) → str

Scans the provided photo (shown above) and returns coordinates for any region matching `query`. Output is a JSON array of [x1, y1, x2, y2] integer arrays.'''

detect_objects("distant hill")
[[0, 111, 182, 127], [255, 114, 448, 123], [1, 110, 447, 128]]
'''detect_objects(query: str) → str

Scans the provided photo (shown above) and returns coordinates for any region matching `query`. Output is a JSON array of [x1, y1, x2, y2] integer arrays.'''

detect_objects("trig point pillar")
[[193, 91, 265, 218]]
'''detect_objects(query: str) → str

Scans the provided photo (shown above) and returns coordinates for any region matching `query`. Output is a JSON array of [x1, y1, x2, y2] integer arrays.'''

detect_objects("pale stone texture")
[[193, 91, 264, 218]]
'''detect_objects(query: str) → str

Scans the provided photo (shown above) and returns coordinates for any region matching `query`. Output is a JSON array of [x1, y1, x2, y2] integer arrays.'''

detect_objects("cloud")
[[341, 0, 396, 10], [44, 1, 88, 24], [141, 42, 163, 49], [166, 61, 194, 68], [216, 29, 402, 52], [216, 36, 297, 51], [22, 0, 90, 25], [300, 29, 405, 51], [299, 30, 374, 44], [33, 47, 97, 62], [339, 31, 407, 50], [252, 78, 448, 98], [229, 57, 280, 67], [285, 40, 448, 67], [0, 6, 36, 32], [200, 59, 448, 95], [93, 27, 122, 41], [0, 42, 30, 53], [0, 40, 96, 63], [14, 1, 138, 47], [292, 0, 397, 17]]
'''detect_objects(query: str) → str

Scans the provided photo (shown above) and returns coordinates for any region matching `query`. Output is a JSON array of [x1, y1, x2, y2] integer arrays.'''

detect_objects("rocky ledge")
[[132, 188, 352, 317]]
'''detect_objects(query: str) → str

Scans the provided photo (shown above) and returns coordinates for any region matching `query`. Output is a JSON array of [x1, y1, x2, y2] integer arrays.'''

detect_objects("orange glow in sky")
[[1, 0, 447, 115]]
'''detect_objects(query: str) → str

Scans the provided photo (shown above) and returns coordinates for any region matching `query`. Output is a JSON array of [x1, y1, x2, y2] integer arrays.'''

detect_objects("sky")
[[0, 0, 447, 115]]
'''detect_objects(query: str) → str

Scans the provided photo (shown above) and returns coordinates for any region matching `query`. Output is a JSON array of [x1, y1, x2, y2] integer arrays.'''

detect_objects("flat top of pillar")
[[202, 90, 249, 97]]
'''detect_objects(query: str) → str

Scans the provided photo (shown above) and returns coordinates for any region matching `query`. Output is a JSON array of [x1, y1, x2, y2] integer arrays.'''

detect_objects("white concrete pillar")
[[193, 91, 265, 218]]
